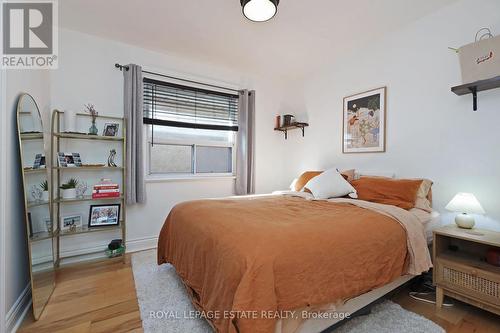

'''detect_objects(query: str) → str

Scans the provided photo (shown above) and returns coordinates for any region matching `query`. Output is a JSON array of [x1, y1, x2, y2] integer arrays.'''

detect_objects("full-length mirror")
[[17, 93, 56, 320]]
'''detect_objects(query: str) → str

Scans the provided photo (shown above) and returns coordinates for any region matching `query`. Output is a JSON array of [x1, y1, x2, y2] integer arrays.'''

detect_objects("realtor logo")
[[2, 1, 58, 69]]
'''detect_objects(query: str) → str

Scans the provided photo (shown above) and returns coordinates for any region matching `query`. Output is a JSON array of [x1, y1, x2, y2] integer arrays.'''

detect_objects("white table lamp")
[[445, 192, 485, 229]]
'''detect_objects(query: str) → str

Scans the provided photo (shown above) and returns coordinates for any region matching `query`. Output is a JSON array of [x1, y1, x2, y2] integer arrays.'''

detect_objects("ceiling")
[[60, 0, 458, 80]]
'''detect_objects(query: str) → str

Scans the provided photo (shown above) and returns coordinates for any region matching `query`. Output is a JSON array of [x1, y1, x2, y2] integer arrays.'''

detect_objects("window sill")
[[146, 174, 236, 183]]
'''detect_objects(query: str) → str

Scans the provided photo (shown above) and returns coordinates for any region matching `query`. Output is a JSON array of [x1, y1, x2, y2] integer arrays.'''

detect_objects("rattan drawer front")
[[435, 258, 500, 306]]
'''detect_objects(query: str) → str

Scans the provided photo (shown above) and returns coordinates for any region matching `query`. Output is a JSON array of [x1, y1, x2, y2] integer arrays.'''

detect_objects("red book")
[[93, 188, 120, 193], [93, 184, 119, 190], [92, 192, 120, 199]]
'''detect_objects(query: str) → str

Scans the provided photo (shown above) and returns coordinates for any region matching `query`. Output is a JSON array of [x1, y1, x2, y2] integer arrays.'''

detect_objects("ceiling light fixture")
[[241, 0, 279, 22]]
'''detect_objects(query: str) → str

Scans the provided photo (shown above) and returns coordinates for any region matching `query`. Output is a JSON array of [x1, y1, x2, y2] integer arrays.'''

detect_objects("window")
[[143, 78, 239, 177]]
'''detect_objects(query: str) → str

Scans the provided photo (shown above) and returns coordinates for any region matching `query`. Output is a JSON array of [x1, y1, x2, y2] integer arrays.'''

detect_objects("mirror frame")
[[16, 92, 56, 320]]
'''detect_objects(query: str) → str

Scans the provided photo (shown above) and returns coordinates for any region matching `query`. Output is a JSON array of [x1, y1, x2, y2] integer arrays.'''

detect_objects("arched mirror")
[[17, 93, 56, 320]]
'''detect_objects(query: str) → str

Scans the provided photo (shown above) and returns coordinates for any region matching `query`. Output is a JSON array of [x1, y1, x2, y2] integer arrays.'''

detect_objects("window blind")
[[143, 78, 239, 131]]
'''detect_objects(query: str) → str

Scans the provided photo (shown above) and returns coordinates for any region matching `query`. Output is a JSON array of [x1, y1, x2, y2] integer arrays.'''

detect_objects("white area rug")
[[132, 250, 444, 333]]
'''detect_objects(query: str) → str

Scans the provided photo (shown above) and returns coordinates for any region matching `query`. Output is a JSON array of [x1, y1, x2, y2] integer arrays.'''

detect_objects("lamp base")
[[455, 213, 475, 229]]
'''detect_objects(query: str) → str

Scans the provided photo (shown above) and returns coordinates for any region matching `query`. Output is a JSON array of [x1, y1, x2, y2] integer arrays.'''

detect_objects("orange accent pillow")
[[294, 169, 355, 192], [351, 177, 423, 210], [294, 171, 322, 191]]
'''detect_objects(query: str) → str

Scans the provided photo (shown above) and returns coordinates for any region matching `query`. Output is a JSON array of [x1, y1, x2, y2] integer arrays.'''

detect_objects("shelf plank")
[[54, 195, 123, 204], [54, 166, 123, 171], [76, 112, 124, 121], [20, 132, 44, 140], [451, 75, 500, 96], [53, 132, 124, 141], [274, 122, 309, 131], [59, 225, 122, 237], [24, 168, 47, 174], [27, 200, 49, 208], [29, 230, 56, 242]]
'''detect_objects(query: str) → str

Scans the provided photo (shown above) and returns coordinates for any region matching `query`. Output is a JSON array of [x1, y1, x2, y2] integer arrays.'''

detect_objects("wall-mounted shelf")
[[274, 122, 309, 140], [451, 75, 500, 111]]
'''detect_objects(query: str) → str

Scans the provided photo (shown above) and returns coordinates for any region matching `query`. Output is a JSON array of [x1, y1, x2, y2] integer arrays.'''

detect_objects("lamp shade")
[[445, 192, 485, 214], [241, 0, 279, 22]]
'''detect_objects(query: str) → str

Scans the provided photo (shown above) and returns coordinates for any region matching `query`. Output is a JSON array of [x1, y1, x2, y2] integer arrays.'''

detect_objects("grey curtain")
[[124, 64, 145, 204], [235, 90, 255, 195]]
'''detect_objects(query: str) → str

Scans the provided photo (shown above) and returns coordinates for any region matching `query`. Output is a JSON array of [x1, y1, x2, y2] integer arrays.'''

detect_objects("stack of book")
[[92, 179, 120, 199]]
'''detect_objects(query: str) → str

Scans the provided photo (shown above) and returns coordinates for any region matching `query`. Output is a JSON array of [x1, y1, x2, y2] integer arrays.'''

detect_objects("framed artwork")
[[33, 154, 46, 169], [343, 87, 386, 153], [57, 152, 82, 167], [60, 214, 83, 232], [103, 123, 119, 137], [89, 204, 120, 228]]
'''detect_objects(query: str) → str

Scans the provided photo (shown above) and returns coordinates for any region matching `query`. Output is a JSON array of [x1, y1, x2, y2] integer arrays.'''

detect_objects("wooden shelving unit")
[[451, 75, 500, 111], [274, 122, 309, 140], [51, 110, 127, 266]]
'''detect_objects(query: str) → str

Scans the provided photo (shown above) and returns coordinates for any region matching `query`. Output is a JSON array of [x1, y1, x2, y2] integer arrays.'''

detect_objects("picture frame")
[[33, 154, 46, 169], [343, 87, 386, 153], [103, 123, 119, 137], [89, 204, 121, 228], [60, 214, 83, 232], [57, 152, 83, 167]]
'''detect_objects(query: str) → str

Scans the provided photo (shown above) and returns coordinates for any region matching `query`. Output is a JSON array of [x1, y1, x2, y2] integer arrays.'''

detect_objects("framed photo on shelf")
[[89, 204, 120, 228], [103, 123, 119, 137], [60, 214, 83, 232], [33, 154, 46, 169], [343, 86, 386, 153], [58, 152, 83, 167]]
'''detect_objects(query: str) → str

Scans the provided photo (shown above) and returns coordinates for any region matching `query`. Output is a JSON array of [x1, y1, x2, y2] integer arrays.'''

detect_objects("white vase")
[[42, 190, 49, 202], [62, 188, 76, 199]]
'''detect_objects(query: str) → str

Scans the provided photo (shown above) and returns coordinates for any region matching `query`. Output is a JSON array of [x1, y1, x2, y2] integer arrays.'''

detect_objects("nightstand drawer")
[[435, 257, 500, 306]]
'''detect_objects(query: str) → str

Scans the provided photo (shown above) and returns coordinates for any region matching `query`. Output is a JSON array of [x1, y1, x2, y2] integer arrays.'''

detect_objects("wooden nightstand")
[[433, 225, 500, 315]]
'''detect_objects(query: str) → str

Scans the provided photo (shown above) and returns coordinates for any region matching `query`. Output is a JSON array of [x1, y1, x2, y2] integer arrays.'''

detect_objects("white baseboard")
[[126, 236, 158, 253], [6, 283, 31, 333]]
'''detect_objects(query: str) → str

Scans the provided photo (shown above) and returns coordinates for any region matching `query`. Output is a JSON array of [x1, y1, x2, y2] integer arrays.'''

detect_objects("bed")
[[157, 178, 436, 333]]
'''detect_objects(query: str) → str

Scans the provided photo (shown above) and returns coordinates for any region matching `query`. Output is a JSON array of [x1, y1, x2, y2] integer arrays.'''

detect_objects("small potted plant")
[[60, 178, 79, 199], [84, 103, 99, 135], [40, 180, 49, 202]]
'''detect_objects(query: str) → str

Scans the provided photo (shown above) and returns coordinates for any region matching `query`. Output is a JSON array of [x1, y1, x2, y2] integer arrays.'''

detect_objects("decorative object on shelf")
[[445, 192, 485, 229], [457, 28, 500, 84], [44, 217, 53, 233], [107, 149, 117, 167], [106, 239, 125, 258], [30, 185, 43, 203], [92, 179, 120, 199], [240, 0, 279, 22], [75, 181, 88, 199], [60, 178, 79, 199], [103, 123, 119, 137], [343, 87, 386, 153], [283, 114, 294, 126], [40, 180, 49, 202], [57, 152, 82, 167], [274, 115, 281, 129], [60, 214, 83, 232], [84, 103, 99, 135], [89, 204, 121, 227], [33, 154, 46, 169]]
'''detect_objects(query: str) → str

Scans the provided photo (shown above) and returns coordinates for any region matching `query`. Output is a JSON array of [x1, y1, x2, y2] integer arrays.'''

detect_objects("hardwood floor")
[[19, 253, 500, 333], [19, 255, 142, 333]]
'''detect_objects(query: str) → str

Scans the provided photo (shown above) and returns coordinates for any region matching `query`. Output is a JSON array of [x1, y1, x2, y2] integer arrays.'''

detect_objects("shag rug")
[[132, 250, 444, 333]]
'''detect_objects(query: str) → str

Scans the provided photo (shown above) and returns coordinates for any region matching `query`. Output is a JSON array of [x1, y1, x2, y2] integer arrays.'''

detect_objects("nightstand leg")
[[436, 286, 444, 308]]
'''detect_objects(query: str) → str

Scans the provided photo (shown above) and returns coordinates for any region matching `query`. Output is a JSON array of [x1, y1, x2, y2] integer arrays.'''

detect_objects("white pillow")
[[304, 168, 358, 199]]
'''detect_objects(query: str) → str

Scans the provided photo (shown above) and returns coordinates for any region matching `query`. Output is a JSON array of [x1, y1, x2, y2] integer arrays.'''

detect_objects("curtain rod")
[[114, 63, 241, 94]]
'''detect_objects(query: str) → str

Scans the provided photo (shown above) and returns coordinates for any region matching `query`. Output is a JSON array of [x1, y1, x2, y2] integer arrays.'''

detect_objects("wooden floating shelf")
[[27, 200, 49, 208], [54, 166, 123, 171], [59, 225, 122, 238], [451, 75, 500, 111], [274, 122, 309, 140], [20, 132, 43, 140], [24, 168, 47, 174], [53, 132, 124, 141]]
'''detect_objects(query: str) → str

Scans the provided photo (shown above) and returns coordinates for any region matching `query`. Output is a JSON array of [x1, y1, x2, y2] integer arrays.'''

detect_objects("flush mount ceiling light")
[[241, 0, 279, 22]]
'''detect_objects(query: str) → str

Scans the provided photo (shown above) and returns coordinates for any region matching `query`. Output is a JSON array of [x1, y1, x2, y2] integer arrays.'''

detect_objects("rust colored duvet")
[[157, 196, 408, 333]]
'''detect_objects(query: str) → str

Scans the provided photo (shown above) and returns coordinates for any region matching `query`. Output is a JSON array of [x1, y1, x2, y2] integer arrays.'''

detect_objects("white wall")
[[49, 28, 291, 253], [284, 0, 500, 230]]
